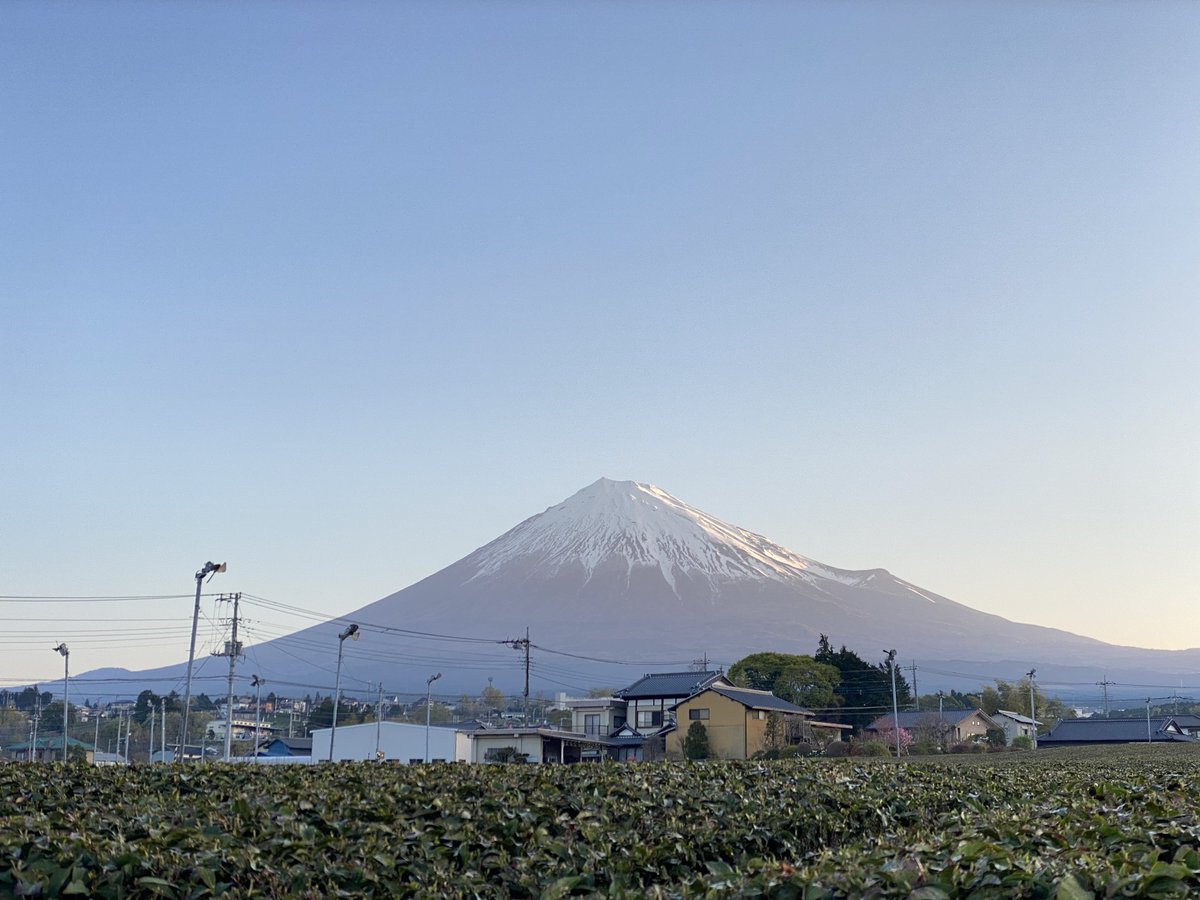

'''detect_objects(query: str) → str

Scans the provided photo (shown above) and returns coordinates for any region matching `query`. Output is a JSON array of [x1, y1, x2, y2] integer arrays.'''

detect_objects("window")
[[637, 710, 663, 728], [584, 714, 601, 735], [688, 708, 710, 721], [753, 710, 766, 720]]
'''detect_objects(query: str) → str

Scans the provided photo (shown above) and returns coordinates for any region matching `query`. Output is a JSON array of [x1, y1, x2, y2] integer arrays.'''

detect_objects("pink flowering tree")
[[875, 726, 914, 756]]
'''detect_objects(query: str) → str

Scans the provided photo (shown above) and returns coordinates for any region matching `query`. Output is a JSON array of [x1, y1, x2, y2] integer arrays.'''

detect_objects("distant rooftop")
[[617, 671, 724, 700]]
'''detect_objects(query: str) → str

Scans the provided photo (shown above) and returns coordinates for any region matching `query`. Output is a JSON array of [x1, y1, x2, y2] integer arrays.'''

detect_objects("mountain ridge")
[[63, 478, 1200, 701]]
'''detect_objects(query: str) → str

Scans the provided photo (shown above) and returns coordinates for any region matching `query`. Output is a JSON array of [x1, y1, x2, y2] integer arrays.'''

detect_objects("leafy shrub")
[[858, 740, 891, 757], [823, 740, 850, 757], [910, 737, 940, 755], [1012, 735, 1034, 750], [986, 727, 1007, 748]]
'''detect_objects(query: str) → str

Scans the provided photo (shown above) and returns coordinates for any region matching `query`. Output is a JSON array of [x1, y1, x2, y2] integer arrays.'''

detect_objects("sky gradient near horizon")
[[3, 2, 1197, 691]]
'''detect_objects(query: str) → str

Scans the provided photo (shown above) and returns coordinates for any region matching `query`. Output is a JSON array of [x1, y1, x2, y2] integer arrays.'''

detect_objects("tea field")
[[4, 746, 1200, 897]]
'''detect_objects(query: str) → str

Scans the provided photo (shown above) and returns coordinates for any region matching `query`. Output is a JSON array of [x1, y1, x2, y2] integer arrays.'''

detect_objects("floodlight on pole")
[[329, 624, 359, 761], [425, 672, 442, 763], [181, 560, 225, 759], [53, 643, 69, 762], [885, 649, 901, 757]]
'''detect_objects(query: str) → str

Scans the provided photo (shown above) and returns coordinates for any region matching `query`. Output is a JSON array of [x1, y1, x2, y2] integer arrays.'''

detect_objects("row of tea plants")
[[4, 746, 1200, 897]]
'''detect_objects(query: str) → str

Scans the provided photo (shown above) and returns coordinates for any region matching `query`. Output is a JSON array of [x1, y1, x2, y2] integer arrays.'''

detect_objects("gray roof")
[[867, 710, 994, 732], [1040, 717, 1197, 745], [995, 709, 1039, 726], [694, 685, 811, 715], [264, 736, 312, 752], [617, 671, 723, 700]]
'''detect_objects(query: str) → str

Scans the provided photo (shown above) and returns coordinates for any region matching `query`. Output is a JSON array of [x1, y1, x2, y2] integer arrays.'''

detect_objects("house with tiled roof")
[[616, 670, 729, 732], [1038, 716, 1200, 747], [865, 709, 999, 745], [666, 684, 816, 759], [991, 709, 1040, 745]]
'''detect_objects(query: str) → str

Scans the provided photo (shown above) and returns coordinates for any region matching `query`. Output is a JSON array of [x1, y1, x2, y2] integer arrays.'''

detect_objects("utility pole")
[[251, 675, 264, 763], [31, 691, 41, 762], [936, 690, 945, 750], [375, 683, 384, 761], [53, 643, 69, 762], [93, 711, 101, 759], [885, 650, 901, 757], [181, 560, 225, 759], [506, 628, 532, 726], [910, 662, 918, 710], [1097, 678, 1113, 716], [149, 705, 155, 764], [213, 592, 243, 762], [1026, 669, 1038, 750], [1146, 698, 1153, 743], [160, 700, 166, 761]]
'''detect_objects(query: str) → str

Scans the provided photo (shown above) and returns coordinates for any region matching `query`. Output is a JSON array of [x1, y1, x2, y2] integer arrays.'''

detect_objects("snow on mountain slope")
[[464, 477, 868, 592]]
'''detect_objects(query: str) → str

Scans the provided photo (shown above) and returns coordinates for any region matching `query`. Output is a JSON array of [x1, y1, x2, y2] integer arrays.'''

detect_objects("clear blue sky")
[[3, 2, 1197, 688]]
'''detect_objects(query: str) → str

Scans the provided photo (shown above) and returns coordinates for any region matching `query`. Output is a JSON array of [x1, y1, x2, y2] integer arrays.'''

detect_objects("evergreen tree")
[[683, 721, 711, 760], [815, 634, 912, 732]]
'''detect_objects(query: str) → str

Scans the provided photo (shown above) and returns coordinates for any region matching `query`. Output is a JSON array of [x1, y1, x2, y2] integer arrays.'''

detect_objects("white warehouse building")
[[310, 721, 468, 763]]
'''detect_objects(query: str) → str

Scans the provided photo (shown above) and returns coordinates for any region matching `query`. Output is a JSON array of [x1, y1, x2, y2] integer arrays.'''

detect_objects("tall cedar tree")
[[815, 634, 912, 732]]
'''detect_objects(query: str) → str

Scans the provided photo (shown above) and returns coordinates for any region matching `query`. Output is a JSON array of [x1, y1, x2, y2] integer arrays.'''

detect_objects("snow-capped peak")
[[464, 478, 864, 589]]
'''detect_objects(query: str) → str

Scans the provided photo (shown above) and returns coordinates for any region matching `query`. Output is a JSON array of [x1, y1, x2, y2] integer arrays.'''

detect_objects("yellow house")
[[666, 685, 812, 760]]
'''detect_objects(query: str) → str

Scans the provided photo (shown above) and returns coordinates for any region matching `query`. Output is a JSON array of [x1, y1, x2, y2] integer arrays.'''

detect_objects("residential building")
[[561, 696, 627, 737], [991, 710, 1040, 745], [257, 736, 313, 758], [616, 671, 727, 733], [1039, 716, 1200, 747], [463, 726, 610, 764], [666, 684, 814, 759], [865, 709, 999, 744]]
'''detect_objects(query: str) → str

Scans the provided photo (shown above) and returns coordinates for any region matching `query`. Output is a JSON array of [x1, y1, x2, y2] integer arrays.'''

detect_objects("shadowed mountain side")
[[64, 479, 1200, 701]]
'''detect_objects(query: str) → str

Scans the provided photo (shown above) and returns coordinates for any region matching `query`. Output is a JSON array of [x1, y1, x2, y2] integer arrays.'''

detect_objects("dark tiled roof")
[[617, 671, 723, 700], [705, 686, 811, 715], [7, 737, 95, 751], [1040, 717, 1197, 745], [266, 737, 312, 752], [867, 710, 993, 732]]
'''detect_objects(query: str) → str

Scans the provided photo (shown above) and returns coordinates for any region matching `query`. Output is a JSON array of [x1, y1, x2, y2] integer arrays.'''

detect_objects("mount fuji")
[[87, 478, 1200, 701]]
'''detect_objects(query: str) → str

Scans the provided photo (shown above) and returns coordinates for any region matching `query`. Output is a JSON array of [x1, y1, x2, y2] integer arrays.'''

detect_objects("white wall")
[[310, 721, 462, 762]]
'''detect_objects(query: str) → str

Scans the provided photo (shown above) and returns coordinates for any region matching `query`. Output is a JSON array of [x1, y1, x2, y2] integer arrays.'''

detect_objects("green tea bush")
[[6, 746, 1200, 897]]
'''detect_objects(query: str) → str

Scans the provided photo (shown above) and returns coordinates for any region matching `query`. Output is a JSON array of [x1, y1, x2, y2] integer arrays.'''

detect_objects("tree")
[[814, 635, 912, 732], [764, 712, 784, 751], [684, 721, 711, 759], [873, 727, 913, 756], [133, 690, 161, 725], [775, 661, 841, 709], [727, 653, 841, 709], [978, 678, 1075, 732], [481, 686, 505, 714]]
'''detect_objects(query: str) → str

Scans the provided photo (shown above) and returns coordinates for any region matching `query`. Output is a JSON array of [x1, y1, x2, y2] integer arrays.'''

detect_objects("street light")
[[425, 672, 442, 763], [329, 624, 359, 761], [182, 560, 225, 759], [53, 644, 69, 762], [885, 649, 901, 757], [251, 675, 265, 763]]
